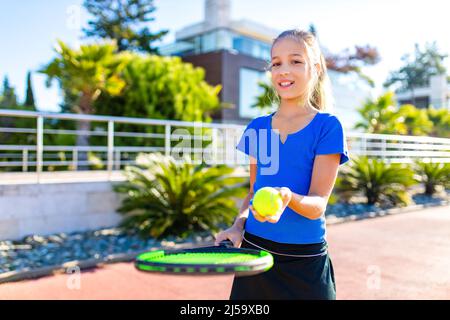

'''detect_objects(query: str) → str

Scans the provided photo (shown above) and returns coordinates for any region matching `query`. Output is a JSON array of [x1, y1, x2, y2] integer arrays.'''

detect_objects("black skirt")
[[230, 231, 336, 300]]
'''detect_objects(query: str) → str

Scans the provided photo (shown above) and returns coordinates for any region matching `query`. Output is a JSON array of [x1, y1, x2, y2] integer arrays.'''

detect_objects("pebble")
[[0, 193, 447, 274]]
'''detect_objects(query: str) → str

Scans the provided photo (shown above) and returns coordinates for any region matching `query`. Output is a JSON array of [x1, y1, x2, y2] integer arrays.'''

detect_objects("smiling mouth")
[[278, 81, 295, 88]]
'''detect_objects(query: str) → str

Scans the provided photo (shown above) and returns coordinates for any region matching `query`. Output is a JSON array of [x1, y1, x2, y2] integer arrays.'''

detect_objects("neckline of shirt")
[[269, 111, 321, 143]]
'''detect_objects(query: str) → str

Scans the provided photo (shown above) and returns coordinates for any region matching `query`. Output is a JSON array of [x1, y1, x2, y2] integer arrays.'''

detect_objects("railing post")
[[22, 149, 28, 172], [36, 116, 44, 183], [115, 150, 121, 170], [107, 121, 114, 179], [381, 138, 387, 160], [362, 136, 367, 157], [399, 139, 404, 162], [211, 128, 218, 165], [165, 124, 171, 156], [72, 149, 78, 171]]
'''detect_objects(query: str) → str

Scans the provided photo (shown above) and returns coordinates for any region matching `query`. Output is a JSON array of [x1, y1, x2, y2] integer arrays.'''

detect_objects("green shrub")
[[413, 160, 450, 195], [336, 156, 417, 207], [114, 153, 248, 239]]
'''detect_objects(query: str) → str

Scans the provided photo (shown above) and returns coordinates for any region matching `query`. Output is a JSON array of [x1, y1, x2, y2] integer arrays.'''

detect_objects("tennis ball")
[[252, 187, 283, 217]]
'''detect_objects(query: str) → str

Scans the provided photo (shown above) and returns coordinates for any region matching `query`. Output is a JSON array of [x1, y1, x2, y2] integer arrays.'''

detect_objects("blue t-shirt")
[[236, 111, 349, 244]]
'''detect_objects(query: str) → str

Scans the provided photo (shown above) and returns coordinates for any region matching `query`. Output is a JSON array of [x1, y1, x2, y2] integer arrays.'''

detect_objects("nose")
[[278, 67, 290, 76]]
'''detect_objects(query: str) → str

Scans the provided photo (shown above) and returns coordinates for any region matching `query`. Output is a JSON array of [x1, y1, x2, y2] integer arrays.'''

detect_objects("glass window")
[[202, 32, 216, 52], [216, 29, 233, 50], [170, 29, 271, 59], [239, 68, 272, 118], [232, 34, 271, 60]]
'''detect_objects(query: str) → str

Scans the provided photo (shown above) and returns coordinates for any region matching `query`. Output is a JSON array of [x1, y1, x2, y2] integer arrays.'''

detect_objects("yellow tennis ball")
[[252, 187, 283, 217]]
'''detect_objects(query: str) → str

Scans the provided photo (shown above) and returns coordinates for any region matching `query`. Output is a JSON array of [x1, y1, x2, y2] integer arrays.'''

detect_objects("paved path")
[[1, 205, 449, 300]]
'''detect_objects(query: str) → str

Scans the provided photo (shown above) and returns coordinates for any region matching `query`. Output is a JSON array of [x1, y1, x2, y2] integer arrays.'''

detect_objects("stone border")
[[326, 199, 449, 225], [0, 241, 213, 285], [1, 200, 449, 285]]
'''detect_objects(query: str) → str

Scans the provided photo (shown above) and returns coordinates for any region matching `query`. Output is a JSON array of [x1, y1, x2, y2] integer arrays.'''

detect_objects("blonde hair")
[[268, 29, 334, 112]]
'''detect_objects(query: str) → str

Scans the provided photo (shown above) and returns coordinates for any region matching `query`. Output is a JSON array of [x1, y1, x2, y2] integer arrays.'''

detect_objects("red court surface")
[[1, 205, 449, 300]]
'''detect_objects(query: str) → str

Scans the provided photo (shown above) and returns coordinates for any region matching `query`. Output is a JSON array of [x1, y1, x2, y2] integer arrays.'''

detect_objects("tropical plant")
[[354, 91, 406, 134], [94, 54, 221, 122], [427, 107, 450, 138], [39, 40, 129, 166], [354, 92, 435, 136], [92, 54, 222, 150], [413, 160, 450, 195], [114, 153, 248, 239], [252, 80, 278, 114], [335, 156, 417, 207], [397, 104, 433, 136]]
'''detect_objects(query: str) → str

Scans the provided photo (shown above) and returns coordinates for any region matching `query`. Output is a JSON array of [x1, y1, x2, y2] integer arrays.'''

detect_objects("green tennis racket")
[[135, 240, 274, 277]]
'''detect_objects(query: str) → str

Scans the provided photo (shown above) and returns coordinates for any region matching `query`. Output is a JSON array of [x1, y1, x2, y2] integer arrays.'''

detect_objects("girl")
[[214, 29, 349, 300]]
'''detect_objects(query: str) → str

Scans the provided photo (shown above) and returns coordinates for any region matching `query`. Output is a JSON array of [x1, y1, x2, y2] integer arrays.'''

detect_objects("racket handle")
[[218, 240, 234, 248]]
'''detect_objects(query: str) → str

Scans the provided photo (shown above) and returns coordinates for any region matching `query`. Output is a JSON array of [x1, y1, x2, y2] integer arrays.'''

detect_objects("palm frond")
[[113, 153, 246, 239]]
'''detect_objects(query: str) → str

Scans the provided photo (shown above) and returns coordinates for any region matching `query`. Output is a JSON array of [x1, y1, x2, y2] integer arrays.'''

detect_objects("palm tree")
[[39, 40, 128, 167], [413, 160, 450, 195], [427, 107, 450, 138], [354, 92, 407, 134], [397, 104, 433, 136], [114, 153, 248, 239], [251, 80, 278, 114]]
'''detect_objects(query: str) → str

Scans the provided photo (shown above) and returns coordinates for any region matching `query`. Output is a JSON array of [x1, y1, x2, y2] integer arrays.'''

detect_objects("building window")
[[398, 97, 430, 109], [201, 32, 216, 52], [232, 35, 271, 61], [216, 29, 233, 50], [239, 68, 271, 118]]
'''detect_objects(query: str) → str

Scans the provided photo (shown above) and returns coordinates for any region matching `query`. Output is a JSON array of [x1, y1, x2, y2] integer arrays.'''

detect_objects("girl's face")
[[270, 38, 312, 102]]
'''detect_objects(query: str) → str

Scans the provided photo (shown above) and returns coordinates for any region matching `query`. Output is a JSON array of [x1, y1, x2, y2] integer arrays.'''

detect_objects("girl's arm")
[[233, 156, 257, 230], [248, 153, 341, 223], [287, 153, 341, 220]]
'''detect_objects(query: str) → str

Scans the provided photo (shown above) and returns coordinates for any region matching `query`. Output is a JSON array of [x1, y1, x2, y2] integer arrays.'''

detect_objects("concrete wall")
[[0, 180, 247, 241], [0, 182, 125, 241]]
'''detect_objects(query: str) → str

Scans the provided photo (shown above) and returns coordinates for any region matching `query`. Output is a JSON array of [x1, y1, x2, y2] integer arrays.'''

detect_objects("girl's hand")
[[250, 187, 293, 223], [214, 224, 244, 247]]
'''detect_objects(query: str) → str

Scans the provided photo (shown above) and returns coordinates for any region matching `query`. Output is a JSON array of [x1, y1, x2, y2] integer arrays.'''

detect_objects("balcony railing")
[[1, 109, 449, 182]]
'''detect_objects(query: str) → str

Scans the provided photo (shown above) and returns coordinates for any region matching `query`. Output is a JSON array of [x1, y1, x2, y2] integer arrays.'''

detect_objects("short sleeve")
[[315, 116, 350, 165], [236, 119, 258, 159]]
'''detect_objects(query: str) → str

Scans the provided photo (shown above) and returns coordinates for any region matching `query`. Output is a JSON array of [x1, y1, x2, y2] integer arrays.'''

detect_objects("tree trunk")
[[411, 86, 416, 107], [75, 93, 93, 170], [425, 182, 435, 196]]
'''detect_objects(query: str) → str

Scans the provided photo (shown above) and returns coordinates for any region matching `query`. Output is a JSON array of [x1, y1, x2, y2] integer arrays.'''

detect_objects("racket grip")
[[218, 240, 234, 247]]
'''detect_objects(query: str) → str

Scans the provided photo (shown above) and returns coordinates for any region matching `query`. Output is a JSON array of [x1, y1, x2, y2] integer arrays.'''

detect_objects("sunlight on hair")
[[270, 29, 335, 113]]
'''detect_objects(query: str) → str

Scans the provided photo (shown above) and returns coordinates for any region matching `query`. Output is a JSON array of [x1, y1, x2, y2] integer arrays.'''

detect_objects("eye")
[[293, 60, 303, 64], [271, 62, 280, 68]]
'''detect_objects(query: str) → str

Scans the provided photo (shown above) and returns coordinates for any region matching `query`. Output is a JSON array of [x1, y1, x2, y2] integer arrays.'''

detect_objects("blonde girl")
[[215, 29, 349, 300]]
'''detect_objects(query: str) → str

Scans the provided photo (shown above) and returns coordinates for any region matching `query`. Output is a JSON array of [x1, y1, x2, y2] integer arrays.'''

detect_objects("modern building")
[[159, 0, 373, 129], [395, 74, 450, 110]]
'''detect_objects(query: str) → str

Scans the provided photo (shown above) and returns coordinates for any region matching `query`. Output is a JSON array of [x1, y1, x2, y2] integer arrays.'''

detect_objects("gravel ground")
[[1, 191, 448, 275]]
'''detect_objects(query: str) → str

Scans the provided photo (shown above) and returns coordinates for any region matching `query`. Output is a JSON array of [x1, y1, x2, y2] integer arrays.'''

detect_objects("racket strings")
[[148, 252, 260, 264]]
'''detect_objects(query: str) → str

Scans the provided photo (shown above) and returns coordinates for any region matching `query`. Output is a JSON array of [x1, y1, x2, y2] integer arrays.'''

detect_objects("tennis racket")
[[134, 240, 274, 277]]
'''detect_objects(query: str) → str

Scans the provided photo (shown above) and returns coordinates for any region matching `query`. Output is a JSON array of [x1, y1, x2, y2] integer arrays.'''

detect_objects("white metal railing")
[[1, 109, 450, 181], [345, 131, 450, 163]]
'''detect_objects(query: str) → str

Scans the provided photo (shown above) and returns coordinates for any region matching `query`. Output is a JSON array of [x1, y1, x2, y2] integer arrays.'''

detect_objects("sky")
[[1, 0, 449, 112]]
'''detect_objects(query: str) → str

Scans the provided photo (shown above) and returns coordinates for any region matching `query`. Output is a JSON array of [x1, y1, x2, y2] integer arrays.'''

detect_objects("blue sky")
[[1, 0, 449, 112]]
